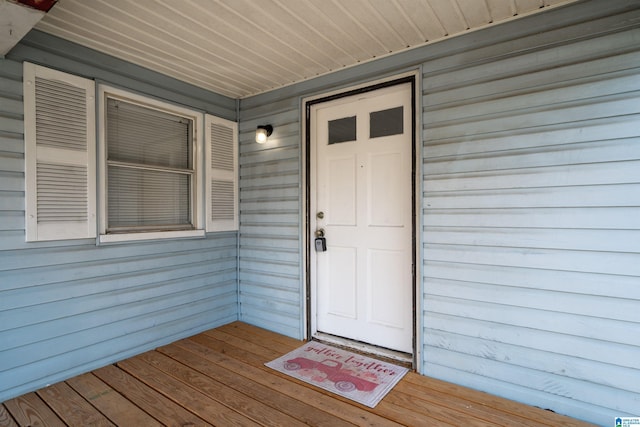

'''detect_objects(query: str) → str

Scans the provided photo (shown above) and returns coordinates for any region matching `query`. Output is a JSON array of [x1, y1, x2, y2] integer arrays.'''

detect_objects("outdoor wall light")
[[256, 125, 273, 144]]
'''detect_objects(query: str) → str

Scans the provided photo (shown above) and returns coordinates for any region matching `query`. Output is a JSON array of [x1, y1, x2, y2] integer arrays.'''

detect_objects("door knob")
[[315, 228, 325, 237]]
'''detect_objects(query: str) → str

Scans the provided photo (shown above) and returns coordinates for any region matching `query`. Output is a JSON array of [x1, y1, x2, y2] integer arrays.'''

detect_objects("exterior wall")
[[237, 98, 304, 339], [0, 32, 239, 402], [420, 12, 640, 424], [239, 1, 640, 424]]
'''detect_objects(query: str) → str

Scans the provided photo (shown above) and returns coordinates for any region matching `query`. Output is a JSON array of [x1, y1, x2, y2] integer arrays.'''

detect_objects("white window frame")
[[97, 85, 205, 243]]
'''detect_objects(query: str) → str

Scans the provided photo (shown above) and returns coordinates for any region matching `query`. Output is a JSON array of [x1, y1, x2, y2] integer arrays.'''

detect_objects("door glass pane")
[[328, 116, 356, 144], [370, 106, 403, 139]]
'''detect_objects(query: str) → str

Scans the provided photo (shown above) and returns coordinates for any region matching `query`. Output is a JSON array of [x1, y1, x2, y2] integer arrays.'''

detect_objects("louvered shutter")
[[205, 114, 238, 232], [24, 63, 96, 242]]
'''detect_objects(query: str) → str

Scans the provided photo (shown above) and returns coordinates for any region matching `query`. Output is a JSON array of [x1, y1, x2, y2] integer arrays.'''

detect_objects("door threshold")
[[312, 332, 414, 368]]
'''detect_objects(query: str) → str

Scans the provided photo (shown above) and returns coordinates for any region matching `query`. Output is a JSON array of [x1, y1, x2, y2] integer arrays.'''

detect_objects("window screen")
[[106, 98, 194, 232]]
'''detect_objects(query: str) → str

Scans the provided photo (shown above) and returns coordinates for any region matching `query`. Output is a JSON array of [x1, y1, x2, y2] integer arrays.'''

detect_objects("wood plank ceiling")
[[34, 0, 578, 98]]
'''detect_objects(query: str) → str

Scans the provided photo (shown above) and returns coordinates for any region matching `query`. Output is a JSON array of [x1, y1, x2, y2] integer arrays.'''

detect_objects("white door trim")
[[301, 70, 422, 367]]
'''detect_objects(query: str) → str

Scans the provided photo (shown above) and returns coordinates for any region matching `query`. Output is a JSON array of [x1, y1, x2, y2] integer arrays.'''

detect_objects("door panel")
[[311, 82, 413, 353]]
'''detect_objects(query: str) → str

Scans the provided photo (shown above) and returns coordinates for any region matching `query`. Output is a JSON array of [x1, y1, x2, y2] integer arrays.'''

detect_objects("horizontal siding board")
[[240, 236, 299, 251], [425, 50, 640, 110], [240, 199, 299, 213], [0, 234, 236, 272], [425, 139, 640, 176], [0, 212, 24, 231], [424, 330, 640, 395], [423, 346, 638, 414], [1, 266, 234, 332], [424, 243, 640, 276], [0, 231, 95, 251], [423, 14, 640, 87], [240, 212, 300, 226], [426, 72, 640, 125], [425, 227, 640, 253], [424, 362, 618, 422], [240, 311, 301, 340], [0, 172, 23, 191], [240, 171, 299, 189], [425, 183, 640, 209], [0, 134, 23, 154], [239, 145, 299, 165], [425, 159, 640, 192], [424, 312, 639, 371], [238, 271, 300, 289], [0, 154, 24, 174], [0, 76, 22, 97], [424, 260, 640, 300], [425, 294, 637, 347], [426, 277, 639, 324], [240, 291, 300, 317], [239, 248, 299, 264], [1, 246, 235, 290], [425, 95, 640, 142], [0, 116, 23, 135], [0, 97, 23, 115], [0, 191, 23, 211], [0, 286, 237, 368], [240, 159, 299, 177], [238, 257, 299, 277], [1, 309, 236, 403], [239, 280, 301, 302], [424, 207, 640, 230]]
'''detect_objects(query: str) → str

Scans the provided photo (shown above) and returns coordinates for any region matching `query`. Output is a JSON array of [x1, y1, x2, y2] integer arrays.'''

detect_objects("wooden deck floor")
[[1, 322, 596, 427]]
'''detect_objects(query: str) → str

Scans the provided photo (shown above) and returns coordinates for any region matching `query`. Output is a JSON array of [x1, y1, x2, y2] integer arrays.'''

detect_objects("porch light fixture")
[[256, 125, 273, 144]]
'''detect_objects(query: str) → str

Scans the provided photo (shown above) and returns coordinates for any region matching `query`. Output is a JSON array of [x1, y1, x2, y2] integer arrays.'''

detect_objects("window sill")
[[99, 229, 205, 244]]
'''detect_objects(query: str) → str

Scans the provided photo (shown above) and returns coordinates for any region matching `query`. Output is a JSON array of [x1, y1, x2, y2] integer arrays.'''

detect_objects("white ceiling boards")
[[33, 0, 578, 98]]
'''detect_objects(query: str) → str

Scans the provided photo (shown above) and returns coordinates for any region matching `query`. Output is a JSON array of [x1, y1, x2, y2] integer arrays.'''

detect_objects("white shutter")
[[24, 63, 96, 242], [205, 114, 238, 232]]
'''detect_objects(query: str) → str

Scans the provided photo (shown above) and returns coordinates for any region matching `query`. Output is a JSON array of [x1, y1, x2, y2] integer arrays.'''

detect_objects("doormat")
[[265, 341, 409, 408]]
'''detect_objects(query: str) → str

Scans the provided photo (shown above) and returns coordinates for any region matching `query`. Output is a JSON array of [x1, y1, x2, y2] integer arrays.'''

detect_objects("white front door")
[[310, 82, 414, 353]]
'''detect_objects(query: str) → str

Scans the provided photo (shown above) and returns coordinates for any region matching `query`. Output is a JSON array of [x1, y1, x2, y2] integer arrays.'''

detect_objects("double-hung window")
[[98, 86, 204, 242], [24, 63, 238, 244]]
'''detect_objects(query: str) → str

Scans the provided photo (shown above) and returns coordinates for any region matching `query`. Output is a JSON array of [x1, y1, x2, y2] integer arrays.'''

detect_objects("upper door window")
[[328, 116, 357, 144], [370, 106, 403, 139]]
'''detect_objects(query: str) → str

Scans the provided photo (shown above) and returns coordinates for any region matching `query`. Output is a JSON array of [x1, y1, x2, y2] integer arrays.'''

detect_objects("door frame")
[[302, 70, 421, 368]]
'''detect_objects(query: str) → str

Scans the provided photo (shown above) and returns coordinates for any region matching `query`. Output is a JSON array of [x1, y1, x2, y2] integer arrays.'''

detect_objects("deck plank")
[[193, 330, 446, 426], [181, 335, 403, 426], [66, 372, 163, 427], [36, 382, 115, 427], [92, 364, 213, 427], [1, 322, 598, 427], [3, 393, 64, 427], [138, 349, 307, 427], [158, 342, 358, 427], [118, 356, 261, 426], [0, 403, 22, 427]]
